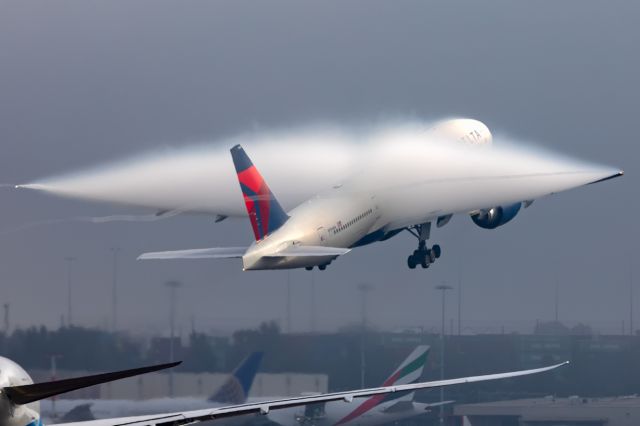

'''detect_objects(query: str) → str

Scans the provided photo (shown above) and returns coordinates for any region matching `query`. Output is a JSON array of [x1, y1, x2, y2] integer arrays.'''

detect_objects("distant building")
[[147, 336, 183, 363], [455, 395, 640, 426]]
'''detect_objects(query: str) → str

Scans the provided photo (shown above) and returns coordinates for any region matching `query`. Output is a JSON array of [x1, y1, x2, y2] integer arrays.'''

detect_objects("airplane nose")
[[430, 118, 493, 146], [469, 119, 493, 145]]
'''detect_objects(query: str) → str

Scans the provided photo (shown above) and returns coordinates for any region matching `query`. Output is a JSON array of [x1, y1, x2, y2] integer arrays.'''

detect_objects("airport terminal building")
[[455, 395, 640, 426]]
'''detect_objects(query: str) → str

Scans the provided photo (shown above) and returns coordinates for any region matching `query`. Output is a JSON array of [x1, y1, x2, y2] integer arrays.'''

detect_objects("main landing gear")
[[405, 222, 442, 269], [305, 263, 329, 271]]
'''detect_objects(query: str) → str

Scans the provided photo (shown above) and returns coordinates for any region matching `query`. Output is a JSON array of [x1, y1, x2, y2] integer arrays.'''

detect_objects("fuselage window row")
[[331, 209, 373, 235]]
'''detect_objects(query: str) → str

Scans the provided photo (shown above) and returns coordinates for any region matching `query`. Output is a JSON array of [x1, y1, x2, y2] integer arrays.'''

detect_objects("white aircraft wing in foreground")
[[53, 361, 568, 426]]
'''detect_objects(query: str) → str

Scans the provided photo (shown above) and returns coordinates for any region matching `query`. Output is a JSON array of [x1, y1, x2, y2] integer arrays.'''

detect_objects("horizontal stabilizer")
[[424, 400, 455, 409], [265, 245, 351, 258], [138, 247, 246, 260], [381, 399, 454, 413], [4, 361, 180, 405]]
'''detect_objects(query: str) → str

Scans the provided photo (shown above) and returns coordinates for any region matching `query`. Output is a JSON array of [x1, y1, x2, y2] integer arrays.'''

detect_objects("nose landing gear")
[[405, 222, 442, 269]]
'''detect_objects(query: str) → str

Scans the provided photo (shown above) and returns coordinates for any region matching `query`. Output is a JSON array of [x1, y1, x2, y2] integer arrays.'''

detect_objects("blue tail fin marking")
[[209, 352, 264, 404]]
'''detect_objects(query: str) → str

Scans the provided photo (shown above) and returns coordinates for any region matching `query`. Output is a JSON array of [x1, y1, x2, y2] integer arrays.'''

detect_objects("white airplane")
[[41, 352, 263, 423], [0, 354, 567, 426], [266, 345, 445, 426], [0, 357, 179, 426], [138, 119, 622, 270]]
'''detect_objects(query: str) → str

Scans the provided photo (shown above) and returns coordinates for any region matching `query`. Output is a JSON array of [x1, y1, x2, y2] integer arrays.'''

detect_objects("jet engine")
[[0, 356, 179, 426], [429, 118, 493, 146], [471, 203, 522, 229], [432, 120, 518, 230]]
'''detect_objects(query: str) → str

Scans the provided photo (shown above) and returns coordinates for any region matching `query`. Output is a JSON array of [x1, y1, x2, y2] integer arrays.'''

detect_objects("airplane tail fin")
[[230, 145, 289, 241], [381, 345, 430, 404], [4, 361, 180, 406], [209, 352, 264, 404], [382, 345, 430, 388], [60, 403, 96, 423], [336, 346, 429, 425]]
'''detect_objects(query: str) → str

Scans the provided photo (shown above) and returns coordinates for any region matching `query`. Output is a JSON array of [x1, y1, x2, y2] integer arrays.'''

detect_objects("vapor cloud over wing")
[[17, 121, 620, 218]]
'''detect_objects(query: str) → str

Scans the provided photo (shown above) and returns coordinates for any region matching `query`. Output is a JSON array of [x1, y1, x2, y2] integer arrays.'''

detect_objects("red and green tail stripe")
[[335, 346, 429, 425]]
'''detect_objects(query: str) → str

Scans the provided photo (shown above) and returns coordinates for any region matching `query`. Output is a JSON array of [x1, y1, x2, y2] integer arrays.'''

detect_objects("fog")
[[0, 1, 636, 337]]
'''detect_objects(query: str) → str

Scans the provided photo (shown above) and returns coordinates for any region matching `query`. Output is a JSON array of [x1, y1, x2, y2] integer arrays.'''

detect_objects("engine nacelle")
[[429, 118, 493, 146], [0, 356, 39, 426], [471, 203, 521, 229]]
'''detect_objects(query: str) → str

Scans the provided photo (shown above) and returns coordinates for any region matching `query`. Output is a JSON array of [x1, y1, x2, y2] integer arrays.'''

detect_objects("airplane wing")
[[5, 362, 181, 406], [264, 245, 351, 258], [52, 361, 568, 426], [137, 247, 246, 260]]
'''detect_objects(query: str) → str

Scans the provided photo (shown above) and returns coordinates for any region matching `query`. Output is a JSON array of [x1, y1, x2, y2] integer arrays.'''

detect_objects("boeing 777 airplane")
[[0, 354, 567, 426], [138, 119, 622, 270]]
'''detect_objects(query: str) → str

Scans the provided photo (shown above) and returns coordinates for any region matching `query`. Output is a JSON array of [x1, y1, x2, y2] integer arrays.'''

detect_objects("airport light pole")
[[630, 257, 634, 336], [310, 271, 316, 333], [436, 284, 453, 425], [286, 271, 292, 333], [166, 280, 182, 397], [64, 257, 76, 326], [457, 278, 462, 336], [49, 354, 60, 418], [110, 248, 120, 333], [3, 303, 9, 336], [358, 283, 373, 388], [555, 279, 560, 323]]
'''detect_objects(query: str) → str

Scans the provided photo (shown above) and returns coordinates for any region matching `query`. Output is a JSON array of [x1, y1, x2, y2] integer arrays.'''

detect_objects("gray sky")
[[0, 1, 637, 336]]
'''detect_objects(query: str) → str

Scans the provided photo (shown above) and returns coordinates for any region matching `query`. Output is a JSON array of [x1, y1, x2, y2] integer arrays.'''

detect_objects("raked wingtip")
[[588, 170, 624, 185]]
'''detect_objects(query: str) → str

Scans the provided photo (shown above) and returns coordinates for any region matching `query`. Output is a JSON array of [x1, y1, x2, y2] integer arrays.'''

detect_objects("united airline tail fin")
[[230, 145, 289, 241], [209, 352, 264, 404], [336, 346, 430, 425]]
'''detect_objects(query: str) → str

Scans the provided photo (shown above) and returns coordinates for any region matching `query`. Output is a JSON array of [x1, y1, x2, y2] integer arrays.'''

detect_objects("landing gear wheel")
[[318, 264, 327, 271], [404, 222, 443, 270], [305, 266, 313, 271]]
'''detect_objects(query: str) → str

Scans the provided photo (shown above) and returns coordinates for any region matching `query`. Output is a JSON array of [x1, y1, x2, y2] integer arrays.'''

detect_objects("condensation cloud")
[[18, 120, 621, 219]]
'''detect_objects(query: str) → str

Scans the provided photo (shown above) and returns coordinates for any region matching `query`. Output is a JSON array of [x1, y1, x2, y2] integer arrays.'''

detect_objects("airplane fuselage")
[[242, 195, 381, 270]]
